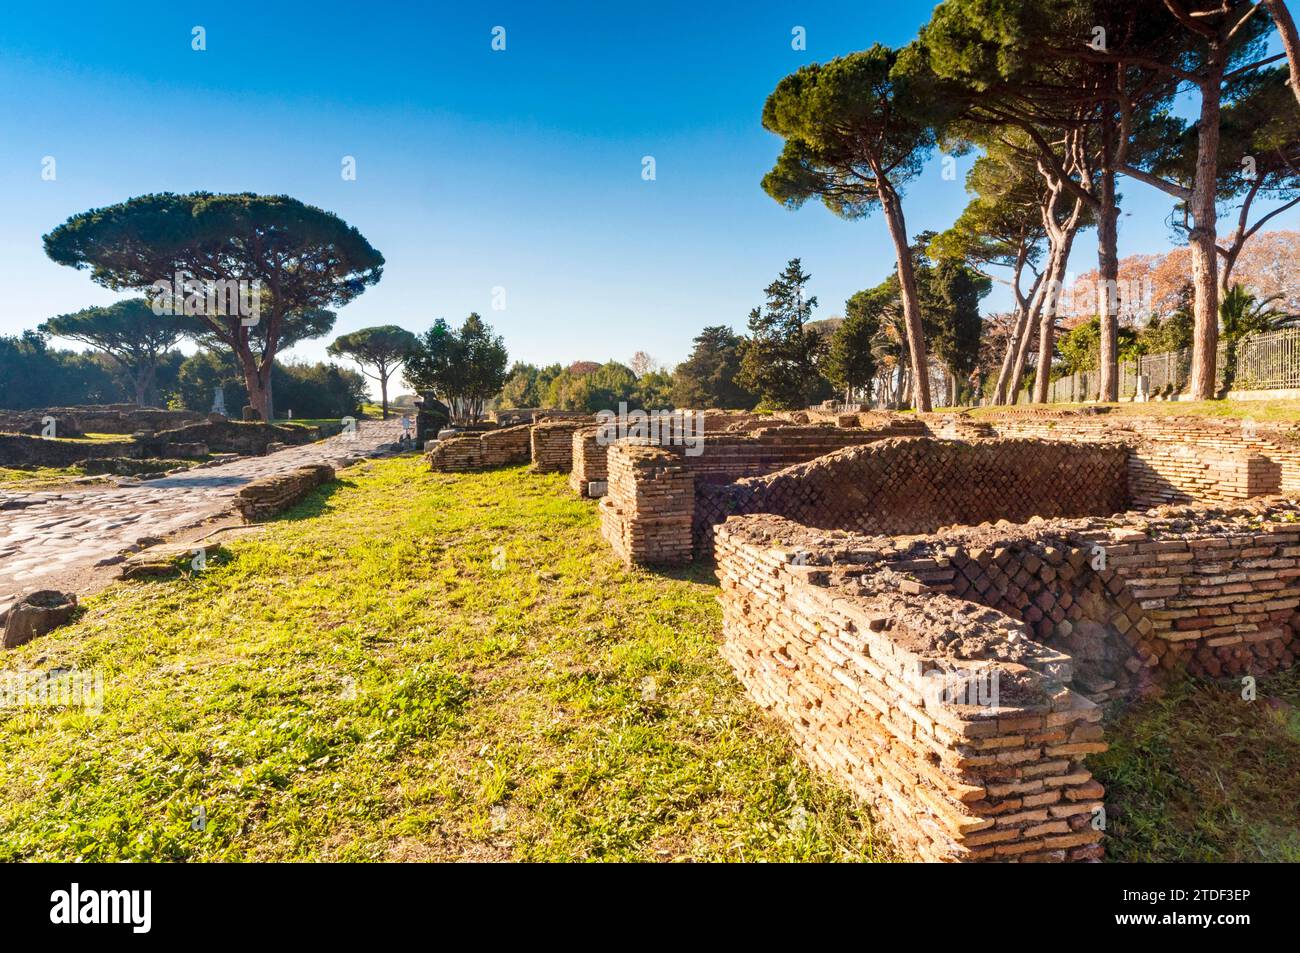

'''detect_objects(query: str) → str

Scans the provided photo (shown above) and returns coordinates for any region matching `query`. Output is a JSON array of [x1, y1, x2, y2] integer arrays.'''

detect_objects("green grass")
[[968, 399, 1300, 423], [0, 458, 888, 861], [0, 465, 93, 487], [1091, 669, 1300, 862]]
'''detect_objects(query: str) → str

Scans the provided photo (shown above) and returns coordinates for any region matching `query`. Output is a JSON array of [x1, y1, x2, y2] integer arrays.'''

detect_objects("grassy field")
[[1090, 670, 1300, 862], [0, 458, 887, 861], [2, 455, 1296, 861], [0, 465, 89, 486], [968, 398, 1300, 423]]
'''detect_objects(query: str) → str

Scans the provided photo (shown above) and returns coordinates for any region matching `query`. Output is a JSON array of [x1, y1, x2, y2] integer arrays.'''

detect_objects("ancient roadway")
[[0, 419, 404, 622]]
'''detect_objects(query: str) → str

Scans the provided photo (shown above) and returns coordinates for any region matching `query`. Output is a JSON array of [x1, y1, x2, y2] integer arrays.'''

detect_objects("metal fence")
[[1032, 327, 1300, 402]]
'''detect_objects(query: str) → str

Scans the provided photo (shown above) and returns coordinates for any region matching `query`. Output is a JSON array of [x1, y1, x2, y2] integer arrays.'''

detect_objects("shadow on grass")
[[258, 479, 354, 523], [1091, 668, 1300, 862], [640, 559, 721, 587]]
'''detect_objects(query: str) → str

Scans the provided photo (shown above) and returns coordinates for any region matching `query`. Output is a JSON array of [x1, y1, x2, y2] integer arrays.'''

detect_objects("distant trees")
[[824, 290, 885, 403], [175, 350, 366, 419], [671, 326, 754, 409], [736, 259, 829, 410], [327, 325, 418, 419], [922, 244, 992, 404], [44, 192, 383, 420], [499, 362, 562, 408], [0, 331, 125, 409], [40, 298, 187, 407], [403, 313, 509, 424]]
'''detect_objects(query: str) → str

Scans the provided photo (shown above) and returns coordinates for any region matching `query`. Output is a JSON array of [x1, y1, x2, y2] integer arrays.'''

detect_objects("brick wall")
[[426, 424, 532, 471], [981, 411, 1300, 497], [570, 424, 616, 496], [571, 421, 920, 499], [1128, 443, 1281, 506], [598, 444, 694, 565], [695, 437, 1130, 558], [714, 501, 1300, 861], [234, 464, 335, 521], [530, 418, 595, 473], [715, 518, 1108, 862]]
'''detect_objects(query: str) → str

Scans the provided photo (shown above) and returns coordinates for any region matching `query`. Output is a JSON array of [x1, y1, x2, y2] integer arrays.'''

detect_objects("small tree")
[[671, 326, 754, 409], [327, 325, 418, 419], [737, 259, 826, 410], [824, 289, 886, 404], [44, 192, 383, 421], [40, 298, 186, 406], [403, 313, 508, 424]]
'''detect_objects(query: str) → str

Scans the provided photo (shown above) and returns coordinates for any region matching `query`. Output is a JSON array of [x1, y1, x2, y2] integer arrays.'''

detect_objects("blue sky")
[[2, 1, 1297, 391]]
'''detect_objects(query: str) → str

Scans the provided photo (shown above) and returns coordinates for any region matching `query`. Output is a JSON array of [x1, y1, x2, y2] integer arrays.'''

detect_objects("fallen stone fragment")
[[3, 590, 78, 648]]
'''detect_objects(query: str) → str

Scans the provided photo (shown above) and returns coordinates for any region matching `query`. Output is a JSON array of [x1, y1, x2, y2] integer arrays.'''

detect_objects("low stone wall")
[[715, 517, 1107, 862], [0, 433, 139, 467], [166, 421, 314, 456], [981, 410, 1300, 497], [598, 444, 694, 565], [530, 418, 595, 473], [570, 421, 921, 499], [600, 437, 1129, 566], [426, 424, 533, 471], [0, 405, 205, 438], [234, 464, 335, 521], [697, 438, 1129, 554], [1128, 443, 1281, 507], [494, 408, 591, 427], [714, 500, 1300, 861]]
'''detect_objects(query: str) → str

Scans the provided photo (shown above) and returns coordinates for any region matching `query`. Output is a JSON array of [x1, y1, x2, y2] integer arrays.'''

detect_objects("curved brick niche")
[[714, 502, 1300, 862], [599, 435, 1131, 565]]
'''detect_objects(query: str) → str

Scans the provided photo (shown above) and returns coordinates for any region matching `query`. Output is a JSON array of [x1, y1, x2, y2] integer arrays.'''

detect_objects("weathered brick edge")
[[234, 464, 335, 521], [714, 502, 1300, 861]]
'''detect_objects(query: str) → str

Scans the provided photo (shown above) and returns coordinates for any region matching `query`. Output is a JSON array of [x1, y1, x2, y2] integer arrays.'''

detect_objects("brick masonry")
[[530, 418, 596, 473], [695, 437, 1130, 557], [714, 500, 1300, 861], [426, 424, 532, 471], [571, 420, 925, 498], [599, 443, 694, 565], [233, 464, 336, 521]]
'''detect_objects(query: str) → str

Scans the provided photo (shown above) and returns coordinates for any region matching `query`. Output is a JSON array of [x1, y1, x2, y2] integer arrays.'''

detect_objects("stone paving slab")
[[0, 420, 403, 622]]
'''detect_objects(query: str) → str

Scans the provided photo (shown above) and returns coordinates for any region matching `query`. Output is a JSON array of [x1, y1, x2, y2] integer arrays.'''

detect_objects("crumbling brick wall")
[[426, 424, 532, 471], [234, 464, 335, 521], [530, 418, 595, 473], [714, 501, 1300, 861], [980, 411, 1300, 497], [570, 424, 616, 496], [694, 437, 1130, 558], [599, 444, 694, 565], [715, 517, 1107, 862], [571, 421, 920, 498]]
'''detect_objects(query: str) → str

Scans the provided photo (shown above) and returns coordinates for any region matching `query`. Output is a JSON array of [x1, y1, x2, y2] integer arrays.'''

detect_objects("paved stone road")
[[0, 419, 404, 621]]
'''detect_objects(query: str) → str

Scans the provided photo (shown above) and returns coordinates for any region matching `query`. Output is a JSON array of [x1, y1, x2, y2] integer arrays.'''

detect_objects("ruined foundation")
[[585, 409, 1300, 861]]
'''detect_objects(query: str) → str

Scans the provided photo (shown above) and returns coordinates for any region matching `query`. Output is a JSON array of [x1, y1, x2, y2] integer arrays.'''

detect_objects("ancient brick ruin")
[[234, 464, 336, 521], [530, 418, 597, 473], [580, 408, 1300, 862], [426, 424, 533, 471]]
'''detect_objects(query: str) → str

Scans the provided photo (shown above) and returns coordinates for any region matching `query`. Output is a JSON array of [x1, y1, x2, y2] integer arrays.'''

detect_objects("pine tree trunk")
[[1033, 231, 1077, 403], [1189, 70, 1224, 401], [1096, 130, 1120, 402], [995, 302, 1031, 404], [1265, 0, 1300, 109], [879, 184, 932, 412]]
